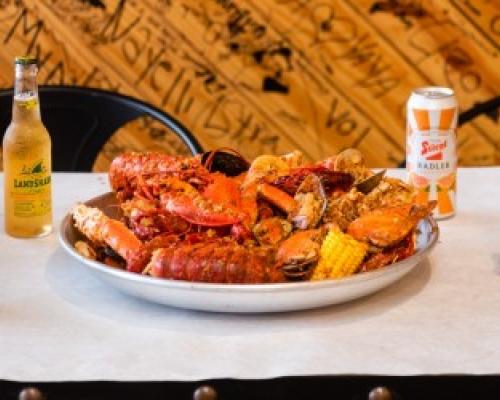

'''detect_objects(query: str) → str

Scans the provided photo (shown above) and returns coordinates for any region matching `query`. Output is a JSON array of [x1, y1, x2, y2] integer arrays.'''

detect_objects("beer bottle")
[[3, 56, 52, 237]]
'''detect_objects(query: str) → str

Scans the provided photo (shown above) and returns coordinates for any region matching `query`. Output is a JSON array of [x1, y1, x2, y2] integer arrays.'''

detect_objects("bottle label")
[[407, 132, 457, 177], [10, 159, 52, 218]]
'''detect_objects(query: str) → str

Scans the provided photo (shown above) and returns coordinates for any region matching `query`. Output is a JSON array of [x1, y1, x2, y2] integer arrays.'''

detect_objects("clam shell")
[[355, 169, 386, 194], [291, 174, 327, 229]]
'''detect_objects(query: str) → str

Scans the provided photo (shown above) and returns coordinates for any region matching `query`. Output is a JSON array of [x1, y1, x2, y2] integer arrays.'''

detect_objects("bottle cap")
[[15, 56, 38, 65]]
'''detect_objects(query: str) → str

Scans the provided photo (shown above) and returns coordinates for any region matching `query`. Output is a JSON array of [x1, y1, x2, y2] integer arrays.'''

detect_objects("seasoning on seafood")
[[147, 240, 284, 283], [347, 202, 435, 248], [334, 149, 370, 182], [280, 150, 304, 168], [358, 177, 415, 214], [72, 204, 149, 273], [272, 167, 353, 196], [121, 198, 190, 241], [253, 217, 292, 246], [244, 155, 290, 186], [359, 234, 414, 272], [159, 177, 244, 226], [72, 148, 436, 284], [109, 152, 211, 201], [323, 189, 364, 231], [290, 174, 327, 230], [257, 183, 296, 214], [276, 229, 324, 279]]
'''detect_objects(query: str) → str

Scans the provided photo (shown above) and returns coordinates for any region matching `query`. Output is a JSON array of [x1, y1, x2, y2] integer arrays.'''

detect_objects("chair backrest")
[[0, 86, 203, 171]]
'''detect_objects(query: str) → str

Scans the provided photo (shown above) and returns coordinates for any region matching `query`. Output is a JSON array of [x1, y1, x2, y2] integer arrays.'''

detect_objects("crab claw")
[[290, 173, 327, 230], [160, 192, 243, 227]]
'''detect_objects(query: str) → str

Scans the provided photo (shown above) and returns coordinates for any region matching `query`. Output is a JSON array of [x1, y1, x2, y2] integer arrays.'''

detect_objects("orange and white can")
[[406, 87, 457, 219]]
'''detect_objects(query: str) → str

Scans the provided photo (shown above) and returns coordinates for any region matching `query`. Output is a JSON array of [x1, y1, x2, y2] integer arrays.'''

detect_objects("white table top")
[[1, 169, 499, 382]]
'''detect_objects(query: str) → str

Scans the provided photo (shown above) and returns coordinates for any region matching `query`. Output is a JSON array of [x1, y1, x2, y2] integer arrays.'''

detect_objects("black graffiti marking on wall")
[[325, 96, 372, 149], [451, 0, 499, 53], [80, 0, 286, 155], [405, 20, 485, 96], [183, 53, 227, 94], [263, 0, 402, 100], [91, 0, 141, 45], [308, 3, 357, 46], [245, 0, 405, 160], [261, 76, 288, 94], [198, 93, 280, 154], [156, 2, 298, 154], [369, 0, 426, 17], [3, 4, 120, 90], [333, 32, 400, 98], [78, 0, 106, 9], [206, 0, 293, 95], [215, 0, 266, 39], [3, 7, 44, 54], [276, 109, 306, 128], [442, 44, 482, 94]]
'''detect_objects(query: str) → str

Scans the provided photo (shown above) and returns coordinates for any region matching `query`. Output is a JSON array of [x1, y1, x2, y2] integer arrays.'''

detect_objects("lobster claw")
[[159, 177, 244, 227], [161, 192, 243, 226]]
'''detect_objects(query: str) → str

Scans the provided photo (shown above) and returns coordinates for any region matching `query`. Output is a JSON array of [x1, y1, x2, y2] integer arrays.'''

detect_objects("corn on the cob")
[[312, 230, 368, 280]]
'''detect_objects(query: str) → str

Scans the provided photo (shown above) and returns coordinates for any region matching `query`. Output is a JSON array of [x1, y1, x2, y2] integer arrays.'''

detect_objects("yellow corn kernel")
[[312, 230, 368, 280]]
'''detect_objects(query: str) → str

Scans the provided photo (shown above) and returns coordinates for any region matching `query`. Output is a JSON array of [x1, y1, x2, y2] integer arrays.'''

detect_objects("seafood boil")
[[71, 148, 436, 284]]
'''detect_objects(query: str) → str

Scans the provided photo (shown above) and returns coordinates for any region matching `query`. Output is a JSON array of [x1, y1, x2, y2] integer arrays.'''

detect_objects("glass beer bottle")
[[3, 56, 52, 237]]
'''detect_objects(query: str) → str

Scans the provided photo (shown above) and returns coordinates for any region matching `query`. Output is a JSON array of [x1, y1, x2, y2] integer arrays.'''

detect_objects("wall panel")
[[0, 0, 498, 170]]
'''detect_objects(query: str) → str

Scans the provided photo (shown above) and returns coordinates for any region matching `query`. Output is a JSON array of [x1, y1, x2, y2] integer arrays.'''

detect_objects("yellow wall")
[[0, 0, 498, 170]]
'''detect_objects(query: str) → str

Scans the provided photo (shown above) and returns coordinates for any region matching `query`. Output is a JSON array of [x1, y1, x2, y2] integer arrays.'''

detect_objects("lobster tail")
[[147, 241, 284, 284]]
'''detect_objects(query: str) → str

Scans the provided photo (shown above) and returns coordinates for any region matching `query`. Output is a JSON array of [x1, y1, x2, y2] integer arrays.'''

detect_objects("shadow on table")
[[45, 247, 431, 336]]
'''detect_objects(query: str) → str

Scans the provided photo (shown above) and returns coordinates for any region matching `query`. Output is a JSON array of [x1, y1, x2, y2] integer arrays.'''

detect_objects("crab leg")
[[72, 204, 149, 273], [257, 183, 297, 214]]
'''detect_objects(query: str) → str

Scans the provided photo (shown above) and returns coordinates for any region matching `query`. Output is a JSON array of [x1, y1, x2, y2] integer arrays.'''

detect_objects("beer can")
[[406, 87, 457, 219]]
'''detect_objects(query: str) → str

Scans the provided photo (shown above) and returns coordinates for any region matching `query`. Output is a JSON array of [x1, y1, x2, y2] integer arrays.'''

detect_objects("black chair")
[[0, 86, 203, 171]]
